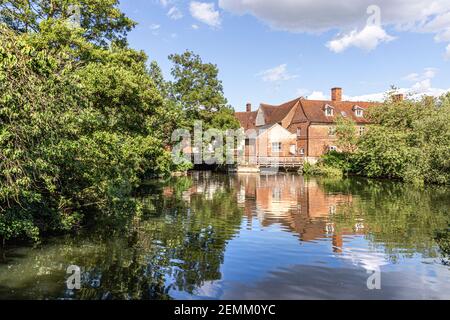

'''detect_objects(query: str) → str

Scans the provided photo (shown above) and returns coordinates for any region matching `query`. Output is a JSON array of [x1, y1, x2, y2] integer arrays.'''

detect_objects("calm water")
[[0, 172, 449, 300]]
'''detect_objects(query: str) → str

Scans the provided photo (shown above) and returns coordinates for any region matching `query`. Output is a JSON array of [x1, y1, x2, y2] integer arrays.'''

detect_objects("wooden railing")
[[242, 156, 305, 167]]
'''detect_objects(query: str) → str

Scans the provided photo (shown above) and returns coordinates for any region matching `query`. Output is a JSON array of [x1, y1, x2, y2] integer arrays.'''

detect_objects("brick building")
[[235, 88, 380, 162]]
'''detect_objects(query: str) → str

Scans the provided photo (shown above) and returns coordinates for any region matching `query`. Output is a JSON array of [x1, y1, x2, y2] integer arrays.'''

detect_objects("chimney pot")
[[331, 88, 342, 102], [246, 103, 252, 112]]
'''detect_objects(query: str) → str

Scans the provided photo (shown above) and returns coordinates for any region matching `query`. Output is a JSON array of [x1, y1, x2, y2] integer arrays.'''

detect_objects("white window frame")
[[329, 146, 338, 152], [272, 142, 282, 152], [355, 109, 364, 117], [325, 104, 334, 117]]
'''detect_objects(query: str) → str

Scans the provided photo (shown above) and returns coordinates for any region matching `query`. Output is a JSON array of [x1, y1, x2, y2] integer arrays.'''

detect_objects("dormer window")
[[353, 105, 364, 117], [324, 104, 334, 117]]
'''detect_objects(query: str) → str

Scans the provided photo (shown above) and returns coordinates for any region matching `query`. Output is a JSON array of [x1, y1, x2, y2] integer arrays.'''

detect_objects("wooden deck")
[[232, 157, 305, 172], [256, 156, 304, 168]]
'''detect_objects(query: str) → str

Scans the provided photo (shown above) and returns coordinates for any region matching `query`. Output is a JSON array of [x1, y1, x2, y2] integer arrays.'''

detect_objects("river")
[[0, 172, 449, 300]]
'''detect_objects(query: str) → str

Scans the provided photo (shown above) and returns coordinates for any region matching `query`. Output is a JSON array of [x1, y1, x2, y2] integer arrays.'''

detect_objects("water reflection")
[[0, 172, 449, 300]]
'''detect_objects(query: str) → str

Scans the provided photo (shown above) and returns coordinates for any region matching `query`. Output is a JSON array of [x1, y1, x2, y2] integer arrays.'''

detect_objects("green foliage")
[[0, 6, 185, 242], [0, 0, 239, 243], [324, 93, 450, 185], [353, 94, 450, 185], [0, 25, 172, 242], [321, 151, 354, 173], [302, 162, 343, 179], [168, 50, 237, 129], [0, 0, 136, 46], [335, 115, 359, 153], [320, 178, 450, 262]]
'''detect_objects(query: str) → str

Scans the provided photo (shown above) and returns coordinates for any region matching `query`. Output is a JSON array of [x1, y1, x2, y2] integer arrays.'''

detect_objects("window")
[[353, 105, 364, 117], [272, 142, 282, 152], [297, 128, 301, 138], [299, 148, 305, 155], [359, 126, 366, 136], [329, 126, 336, 136], [325, 104, 334, 117], [329, 146, 337, 152]]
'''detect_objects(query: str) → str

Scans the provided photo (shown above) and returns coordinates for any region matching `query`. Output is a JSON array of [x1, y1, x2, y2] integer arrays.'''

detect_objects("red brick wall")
[[308, 124, 338, 157]]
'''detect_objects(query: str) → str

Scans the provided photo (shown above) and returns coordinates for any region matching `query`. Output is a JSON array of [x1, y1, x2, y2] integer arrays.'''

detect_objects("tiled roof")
[[235, 111, 257, 130], [260, 97, 302, 124], [235, 96, 378, 130], [297, 100, 376, 124]]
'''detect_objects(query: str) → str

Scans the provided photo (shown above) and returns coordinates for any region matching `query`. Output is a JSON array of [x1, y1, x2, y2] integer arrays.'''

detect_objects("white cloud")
[[219, 0, 450, 33], [327, 25, 395, 53], [345, 84, 449, 102], [167, 6, 183, 20], [424, 67, 438, 79], [192, 24, 200, 30], [403, 73, 420, 82], [159, 0, 170, 7], [219, 0, 450, 54], [435, 28, 450, 42], [344, 92, 386, 102], [308, 91, 328, 100], [296, 88, 309, 96], [257, 64, 298, 82], [403, 68, 438, 82], [419, 11, 450, 42], [190, 1, 221, 27], [149, 24, 161, 30], [446, 44, 450, 59], [149, 23, 161, 36], [305, 67, 447, 101]]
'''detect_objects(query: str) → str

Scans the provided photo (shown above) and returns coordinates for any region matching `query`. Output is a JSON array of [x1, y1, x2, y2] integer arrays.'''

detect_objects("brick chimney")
[[331, 88, 342, 102], [246, 103, 252, 112], [393, 94, 404, 102]]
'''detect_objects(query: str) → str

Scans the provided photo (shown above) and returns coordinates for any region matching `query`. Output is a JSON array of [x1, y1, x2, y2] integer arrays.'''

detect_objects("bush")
[[302, 162, 343, 179], [354, 95, 450, 185]]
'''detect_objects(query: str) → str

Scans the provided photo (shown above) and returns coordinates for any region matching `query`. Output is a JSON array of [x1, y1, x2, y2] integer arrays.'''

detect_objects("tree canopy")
[[0, 2, 239, 243]]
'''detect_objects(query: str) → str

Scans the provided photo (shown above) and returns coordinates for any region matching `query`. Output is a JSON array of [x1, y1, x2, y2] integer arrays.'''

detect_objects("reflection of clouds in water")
[[339, 246, 389, 271], [193, 281, 224, 299]]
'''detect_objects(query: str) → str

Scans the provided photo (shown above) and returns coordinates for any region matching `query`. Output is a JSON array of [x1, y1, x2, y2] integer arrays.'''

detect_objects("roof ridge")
[[260, 96, 303, 108]]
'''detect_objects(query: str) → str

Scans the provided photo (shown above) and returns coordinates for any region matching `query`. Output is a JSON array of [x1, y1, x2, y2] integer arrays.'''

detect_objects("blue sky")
[[119, 0, 450, 112]]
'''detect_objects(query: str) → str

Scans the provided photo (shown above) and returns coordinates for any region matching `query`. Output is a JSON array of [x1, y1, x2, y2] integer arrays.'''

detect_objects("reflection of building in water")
[[234, 174, 355, 252], [164, 171, 228, 204]]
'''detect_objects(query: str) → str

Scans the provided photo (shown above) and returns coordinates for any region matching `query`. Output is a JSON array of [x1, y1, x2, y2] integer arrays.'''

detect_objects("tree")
[[148, 60, 189, 144], [0, 1, 185, 243], [0, 25, 175, 242], [335, 115, 359, 154], [354, 93, 450, 185], [0, 0, 135, 46], [168, 50, 229, 127]]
